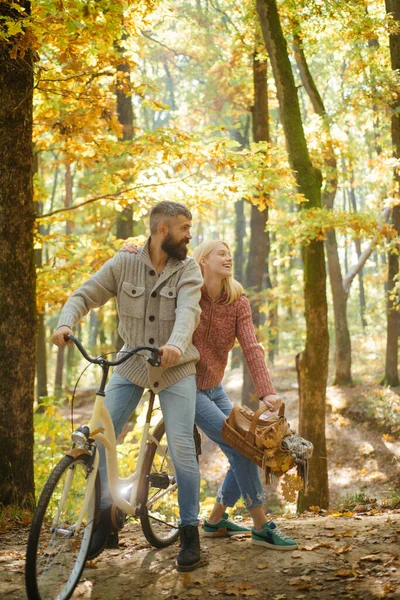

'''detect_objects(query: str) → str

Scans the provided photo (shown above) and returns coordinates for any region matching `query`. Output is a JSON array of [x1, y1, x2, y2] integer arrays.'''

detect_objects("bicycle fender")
[[66, 448, 92, 459]]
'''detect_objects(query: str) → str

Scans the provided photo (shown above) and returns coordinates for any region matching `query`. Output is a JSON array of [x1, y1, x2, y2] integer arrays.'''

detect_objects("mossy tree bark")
[[384, 0, 400, 386], [257, 0, 329, 509], [0, 1, 36, 506]]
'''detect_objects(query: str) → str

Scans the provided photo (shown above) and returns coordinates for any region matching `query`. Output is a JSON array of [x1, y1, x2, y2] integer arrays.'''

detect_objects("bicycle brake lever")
[[148, 349, 161, 367]]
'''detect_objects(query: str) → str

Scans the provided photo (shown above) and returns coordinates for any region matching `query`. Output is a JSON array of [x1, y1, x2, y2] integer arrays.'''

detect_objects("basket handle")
[[245, 402, 286, 443]]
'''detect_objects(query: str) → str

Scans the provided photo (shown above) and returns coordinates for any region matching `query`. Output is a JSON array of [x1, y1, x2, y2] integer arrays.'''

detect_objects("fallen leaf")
[[224, 586, 239, 597], [238, 582, 253, 590], [182, 573, 192, 586], [335, 568, 353, 577], [256, 561, 269, 570], [342, 530, 354, 537], [213, 581, 226, 589], [359, 554, 383, 563], [291, 551, 303, 558], [333, 544, 351, 554], [289, 576, 312, 586], [242, 591, 260, 597], [189, 591, 202, 597]]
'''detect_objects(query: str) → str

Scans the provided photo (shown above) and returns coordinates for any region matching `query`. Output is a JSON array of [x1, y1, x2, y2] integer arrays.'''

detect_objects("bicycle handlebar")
[[66, 334, 161, 367]]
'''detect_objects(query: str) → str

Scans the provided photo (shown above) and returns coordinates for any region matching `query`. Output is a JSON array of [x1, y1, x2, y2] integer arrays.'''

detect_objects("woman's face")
[[202, 242, 233, 279]]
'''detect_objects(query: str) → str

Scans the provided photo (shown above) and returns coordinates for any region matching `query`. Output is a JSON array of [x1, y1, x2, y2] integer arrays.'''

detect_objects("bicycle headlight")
[[71, 426, 90, 447]]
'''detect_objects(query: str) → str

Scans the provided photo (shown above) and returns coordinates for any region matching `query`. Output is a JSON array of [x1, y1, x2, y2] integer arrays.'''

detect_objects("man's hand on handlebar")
[[52, 326, 74, 347], [158, 344, 182, 368]]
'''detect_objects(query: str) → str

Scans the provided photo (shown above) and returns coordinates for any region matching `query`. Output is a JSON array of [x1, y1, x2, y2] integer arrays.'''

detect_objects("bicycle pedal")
[[147, 471, 171, 489]]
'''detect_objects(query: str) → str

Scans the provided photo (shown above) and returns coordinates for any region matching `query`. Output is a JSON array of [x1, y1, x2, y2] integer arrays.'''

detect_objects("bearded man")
[[52, 201, 203, 571]]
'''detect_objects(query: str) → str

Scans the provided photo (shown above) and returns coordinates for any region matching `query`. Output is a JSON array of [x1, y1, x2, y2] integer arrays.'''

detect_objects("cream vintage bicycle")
[[25, 334, 201, 600]]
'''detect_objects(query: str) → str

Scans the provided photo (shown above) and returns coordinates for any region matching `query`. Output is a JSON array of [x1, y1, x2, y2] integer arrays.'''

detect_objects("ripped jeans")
[[195, 384, 265, 510]]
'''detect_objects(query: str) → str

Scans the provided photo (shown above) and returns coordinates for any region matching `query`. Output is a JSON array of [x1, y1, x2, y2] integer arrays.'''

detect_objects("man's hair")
[[149, 201, 192, 234]]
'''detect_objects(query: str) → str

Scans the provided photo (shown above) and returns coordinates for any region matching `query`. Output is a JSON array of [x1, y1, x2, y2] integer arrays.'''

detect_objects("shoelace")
[[272, 525, 290, 540]]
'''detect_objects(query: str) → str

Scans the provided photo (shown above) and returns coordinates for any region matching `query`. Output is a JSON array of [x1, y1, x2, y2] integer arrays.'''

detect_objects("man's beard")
[[161, 234, 189, 260]]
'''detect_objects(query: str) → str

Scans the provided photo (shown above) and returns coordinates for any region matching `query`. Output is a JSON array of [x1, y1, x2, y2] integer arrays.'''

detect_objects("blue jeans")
[[98, 372, 200, 526], [195, 384, 265, 510]]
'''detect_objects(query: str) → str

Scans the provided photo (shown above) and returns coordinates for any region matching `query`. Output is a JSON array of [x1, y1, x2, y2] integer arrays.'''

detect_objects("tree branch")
[[36, 170, 201, 220], [342, 207, 391, 294]]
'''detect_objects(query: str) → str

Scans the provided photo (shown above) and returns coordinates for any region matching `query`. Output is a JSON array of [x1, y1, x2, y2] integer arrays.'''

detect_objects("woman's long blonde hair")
[[193, 240, 243, 305]]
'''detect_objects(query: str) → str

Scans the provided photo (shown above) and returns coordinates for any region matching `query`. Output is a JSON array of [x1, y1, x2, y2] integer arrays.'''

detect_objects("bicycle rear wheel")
[[25, 453, 100, 600], [138, 421, 201, 548]]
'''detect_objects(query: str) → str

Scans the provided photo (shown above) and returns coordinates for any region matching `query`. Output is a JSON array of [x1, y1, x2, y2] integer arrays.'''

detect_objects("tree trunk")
[[0, 1, 36, 506], [242, 43, 270, 411], [115, 51, 135, 350], [34, 152, 48, 399], [55, 163, 73, 398], [326, 230, 352, 384], [231, 200, 246, 370], [292, 21, 352, 385], [115, 53, 134, 241], [257, 0, 329, 510], [384, 0, 400, 386], [348, 184, 367, 331], [265, 231, 278, 364]]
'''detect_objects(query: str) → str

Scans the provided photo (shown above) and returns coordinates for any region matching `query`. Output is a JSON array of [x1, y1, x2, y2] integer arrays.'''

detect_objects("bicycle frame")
[[57, 336, 177, 534], [88, 389, 177, 516]]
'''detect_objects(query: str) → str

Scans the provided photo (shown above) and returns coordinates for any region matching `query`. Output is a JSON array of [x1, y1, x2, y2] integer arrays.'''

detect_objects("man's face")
[[161, 215, 192, 260]]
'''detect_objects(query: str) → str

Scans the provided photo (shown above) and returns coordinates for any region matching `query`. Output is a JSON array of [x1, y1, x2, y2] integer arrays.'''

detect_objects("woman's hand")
[[262, 394, 282, 412], [119, 243, 139, 254]]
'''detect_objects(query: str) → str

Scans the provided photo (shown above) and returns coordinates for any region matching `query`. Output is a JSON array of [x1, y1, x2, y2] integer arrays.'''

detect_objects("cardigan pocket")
[[120, 282, 145, 317], [159, 286, 177, 320]]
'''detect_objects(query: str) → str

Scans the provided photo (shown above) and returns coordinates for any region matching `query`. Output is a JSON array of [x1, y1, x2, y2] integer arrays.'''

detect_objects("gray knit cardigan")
[[56, 240, 203, 392]]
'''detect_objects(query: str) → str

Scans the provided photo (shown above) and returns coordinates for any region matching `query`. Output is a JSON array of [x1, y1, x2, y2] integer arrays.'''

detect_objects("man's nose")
[[185, 231, 192, 240]]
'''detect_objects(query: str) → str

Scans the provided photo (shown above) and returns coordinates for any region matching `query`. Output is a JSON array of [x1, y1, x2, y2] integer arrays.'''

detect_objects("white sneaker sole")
[[251, 538, 297, 551], [203, 530, 250, 538]]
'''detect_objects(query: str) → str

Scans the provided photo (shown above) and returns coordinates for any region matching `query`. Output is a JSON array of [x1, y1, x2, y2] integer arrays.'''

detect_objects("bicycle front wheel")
[[25, 453, 100, 600]]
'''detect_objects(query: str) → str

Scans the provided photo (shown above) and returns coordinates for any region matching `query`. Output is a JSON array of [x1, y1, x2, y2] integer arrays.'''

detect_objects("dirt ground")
[[1, 364, 399, 600], [1, 511, 399, 599]]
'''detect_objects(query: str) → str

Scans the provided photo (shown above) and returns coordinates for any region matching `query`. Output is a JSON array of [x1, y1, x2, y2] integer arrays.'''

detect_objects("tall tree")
[[257, 0, 329, 509], [384, 0, 400, 386], [242, 39, 271, 411], [115, 40, 135, 241], [292, 22, 352, 386], [0, 0, 36, 506]]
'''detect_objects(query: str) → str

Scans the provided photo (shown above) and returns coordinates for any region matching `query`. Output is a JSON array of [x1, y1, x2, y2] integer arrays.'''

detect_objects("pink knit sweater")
[[193, 288, 276, 397]]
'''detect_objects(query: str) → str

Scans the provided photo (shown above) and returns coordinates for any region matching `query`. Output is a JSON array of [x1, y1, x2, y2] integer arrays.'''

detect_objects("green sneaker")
[[203, 513, 251, 537], [251, 520, 297, 550]]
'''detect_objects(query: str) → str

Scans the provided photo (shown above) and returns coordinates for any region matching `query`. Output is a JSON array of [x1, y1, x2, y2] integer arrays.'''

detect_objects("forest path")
[[1, 363, 399, 599], [1, 511, 399, 599]]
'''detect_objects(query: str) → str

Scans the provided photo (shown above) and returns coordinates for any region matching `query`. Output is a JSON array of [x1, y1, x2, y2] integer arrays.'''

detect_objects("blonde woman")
[[191, 240, 296, 549], [122, 239, 296, 550]]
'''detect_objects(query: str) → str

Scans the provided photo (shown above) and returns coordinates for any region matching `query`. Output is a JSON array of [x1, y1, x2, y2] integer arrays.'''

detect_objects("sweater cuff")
[[56, 313, 77, 330], [256, 381, 277, 398], [167, 333, 188, 355]]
